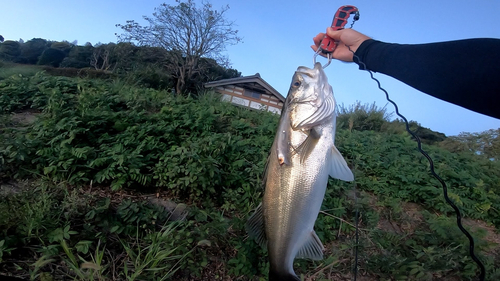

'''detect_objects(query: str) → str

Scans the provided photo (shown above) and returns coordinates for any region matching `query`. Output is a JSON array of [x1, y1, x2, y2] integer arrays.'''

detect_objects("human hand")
[[311, 28, 371, 62]]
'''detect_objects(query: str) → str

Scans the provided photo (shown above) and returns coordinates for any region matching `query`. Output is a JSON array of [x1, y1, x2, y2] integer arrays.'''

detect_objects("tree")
[[110, 42, 140, 71], [186, 57, 240, 93], [0, 40, 21, 61], [0, 35, 4, 43], [91, 43, 115, 71], [60, 44, 94, 68], [38, 48, 66, 67], [439, 128, 500, 160], [116, 0, 241, 94], [50, 41, 72, 54], [19, 38, 49, 64], [337, 102, 392, 132]]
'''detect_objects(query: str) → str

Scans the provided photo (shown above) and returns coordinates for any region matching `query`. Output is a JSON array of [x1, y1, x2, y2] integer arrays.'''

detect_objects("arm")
[[356, 38, 500, 119], [313, 29, 500, 119]]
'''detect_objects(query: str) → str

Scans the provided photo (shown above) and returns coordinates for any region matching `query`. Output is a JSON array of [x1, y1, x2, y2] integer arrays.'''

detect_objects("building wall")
[[214, 85, 283, 114]]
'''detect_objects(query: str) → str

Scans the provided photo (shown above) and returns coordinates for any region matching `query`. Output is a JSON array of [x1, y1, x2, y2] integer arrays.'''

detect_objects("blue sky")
[[2, 0, 500, 136]]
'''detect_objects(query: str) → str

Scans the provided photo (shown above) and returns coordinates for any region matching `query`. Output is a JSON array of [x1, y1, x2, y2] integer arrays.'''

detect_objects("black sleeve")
[[354, 38, 500, 119]]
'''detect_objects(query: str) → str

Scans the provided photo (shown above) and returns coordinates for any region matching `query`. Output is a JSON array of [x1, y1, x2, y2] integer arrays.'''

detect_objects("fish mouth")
[[296, 69, 314, 78], [296, 63, 322, 78]]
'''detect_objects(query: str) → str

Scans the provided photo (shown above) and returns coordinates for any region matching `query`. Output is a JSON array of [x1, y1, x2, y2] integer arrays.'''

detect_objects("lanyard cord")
[[348, 47, 486, 281], [353, 183, 359, 281]]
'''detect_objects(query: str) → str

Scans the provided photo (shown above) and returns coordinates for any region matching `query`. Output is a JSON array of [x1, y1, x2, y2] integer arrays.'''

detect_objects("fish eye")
[[292, 81, 301, 88]]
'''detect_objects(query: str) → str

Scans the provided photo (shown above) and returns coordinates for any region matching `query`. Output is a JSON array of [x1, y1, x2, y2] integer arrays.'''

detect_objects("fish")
[[246, 62, 354, 281]]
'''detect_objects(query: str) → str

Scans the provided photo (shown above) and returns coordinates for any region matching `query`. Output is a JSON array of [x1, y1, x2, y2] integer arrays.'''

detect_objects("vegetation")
[[0, 1, 241, 94], [0, 69, 499, 280], [116, 0, 242, 94], [0, 38, 240, 94], [1, 1, 499, 279]]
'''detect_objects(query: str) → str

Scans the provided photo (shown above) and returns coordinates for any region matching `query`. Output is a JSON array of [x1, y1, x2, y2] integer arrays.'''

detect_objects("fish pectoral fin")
[[245, 203, 267, 248], [329, 145, 354, 181], [296, 231, 324, 260], [296, 128, 320, 164]]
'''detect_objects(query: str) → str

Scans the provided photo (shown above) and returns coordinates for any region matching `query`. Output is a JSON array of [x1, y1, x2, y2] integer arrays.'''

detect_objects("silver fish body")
[[246, 62, 354, 281]]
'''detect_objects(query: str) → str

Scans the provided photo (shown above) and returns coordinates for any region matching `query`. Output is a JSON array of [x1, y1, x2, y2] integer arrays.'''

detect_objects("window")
[[243, 90, 261, 100]]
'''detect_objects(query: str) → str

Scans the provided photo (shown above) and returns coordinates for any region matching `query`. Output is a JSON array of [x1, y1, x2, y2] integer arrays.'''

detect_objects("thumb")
[[326, 27, 343, 40]]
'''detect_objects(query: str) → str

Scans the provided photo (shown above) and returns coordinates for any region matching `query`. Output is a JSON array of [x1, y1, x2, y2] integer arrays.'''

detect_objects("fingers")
[[312, 33, 327, 57], [310, 45, 328, 58], [312, 33, 324, 46], [312, 28, 370, 62], [325, 27, 342, 41]]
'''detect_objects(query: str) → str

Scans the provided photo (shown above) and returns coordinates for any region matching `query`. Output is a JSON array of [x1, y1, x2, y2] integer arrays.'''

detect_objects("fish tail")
[[269, 270, 301, 281]]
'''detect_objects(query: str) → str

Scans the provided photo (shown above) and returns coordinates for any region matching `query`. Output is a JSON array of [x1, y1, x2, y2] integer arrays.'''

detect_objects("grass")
[[1, 177, 499, 280], [0, 62, 42, 80], [0, 180, 202, 280]]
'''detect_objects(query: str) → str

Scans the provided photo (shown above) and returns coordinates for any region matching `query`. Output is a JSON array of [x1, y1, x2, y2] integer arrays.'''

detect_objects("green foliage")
[[0, 239, 14, 263], [337, 101, 392, 132], [50, 41, 72, 54], [1, 73, 499, 280], [337, 129, 500, 227], [337, 102, 447, 145], [441, 128, 500, 160], [0, 74, 276, 211], [2, 34, 241, 92], [119, 223, 191, 280], [0, 40, 22, 61], [0, 72, 45, 112], [37, 48, 66, 67], [0, 62, 41, 80], [361, 210, 491, 281], [116, 0, 242, 93], [60, 43, 93, 68], [19, 38, 49, 64], [0, 180, 223, 280], [186, 57, 241, 93], [0, 183, 60, 243]]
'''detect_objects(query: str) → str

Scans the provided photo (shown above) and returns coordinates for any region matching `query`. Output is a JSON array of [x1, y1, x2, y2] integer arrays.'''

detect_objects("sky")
[[1, 0, 500, 136]]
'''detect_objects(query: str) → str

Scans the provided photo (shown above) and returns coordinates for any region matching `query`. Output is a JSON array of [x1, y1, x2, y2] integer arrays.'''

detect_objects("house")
[[204, 73, 285, 114]]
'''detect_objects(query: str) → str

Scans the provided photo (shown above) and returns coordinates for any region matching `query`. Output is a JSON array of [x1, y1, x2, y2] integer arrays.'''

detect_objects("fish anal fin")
[[296, 231, 324, 260], [330, 145, 354, 181], [245, 203, 267, 248]]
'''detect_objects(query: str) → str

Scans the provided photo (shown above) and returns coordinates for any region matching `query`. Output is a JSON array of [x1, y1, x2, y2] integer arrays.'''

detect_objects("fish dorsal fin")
[[245, 203, 267, 248], [295, 231, 324, 260], [330, 145, 354, 181]]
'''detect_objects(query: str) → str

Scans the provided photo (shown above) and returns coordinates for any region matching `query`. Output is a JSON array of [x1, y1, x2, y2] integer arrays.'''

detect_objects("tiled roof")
[[204, 74, 285, 102]]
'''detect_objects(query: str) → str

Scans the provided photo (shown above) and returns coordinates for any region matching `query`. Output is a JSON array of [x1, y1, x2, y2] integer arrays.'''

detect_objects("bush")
[[37, 48, 66, 67], [119, 64, 174, 90], [50, 41, 72, 54], [60, 57, 90, 68], [0, 75, 276, 211], [0, 72, 47, 112], [0, 40, 21, 61], [337, 101, 392, 132], [18, 38, 49, 64]]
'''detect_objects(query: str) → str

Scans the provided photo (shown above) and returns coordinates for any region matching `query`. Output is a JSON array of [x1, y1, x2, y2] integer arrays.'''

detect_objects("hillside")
[[1, 70, 499, 280]]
